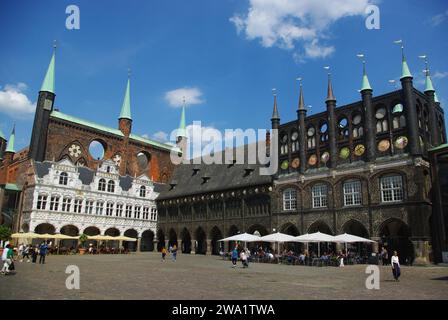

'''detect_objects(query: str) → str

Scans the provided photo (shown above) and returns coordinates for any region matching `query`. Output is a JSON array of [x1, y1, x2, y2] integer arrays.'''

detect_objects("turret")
[[271, 89, 280, 130], [3, 125, 16, 165], [396, 41, 421, 156], [297, 79, 307, 174], [0, 127, 6, 160], [325, 69, 338, 169], [421, 56, 440, 147], [359, 56, 376, 162], [118, 71, 132, 137], [28, 43, 56, 162]]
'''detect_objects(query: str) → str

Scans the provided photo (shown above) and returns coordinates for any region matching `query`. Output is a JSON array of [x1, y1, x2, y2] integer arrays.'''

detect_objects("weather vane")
[[272, 88, 277, 96], [418, 55, 429, 74], [296, 77, 303, 87], [127, 68, 132, 78]]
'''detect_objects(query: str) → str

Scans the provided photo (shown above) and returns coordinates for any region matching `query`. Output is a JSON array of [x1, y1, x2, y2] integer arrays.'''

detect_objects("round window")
[[353, 114, 362, 125], [375, 107, 386, 119], [320, 123, 328, 133], [339, 118, 348, 128], [291, 131, 299, 141], [307, 127, 315, 137]]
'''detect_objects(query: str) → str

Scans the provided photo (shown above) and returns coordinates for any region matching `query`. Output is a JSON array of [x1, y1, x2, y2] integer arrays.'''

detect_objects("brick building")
[[0, 46, 184, 250], [156, 51, 446, 264]]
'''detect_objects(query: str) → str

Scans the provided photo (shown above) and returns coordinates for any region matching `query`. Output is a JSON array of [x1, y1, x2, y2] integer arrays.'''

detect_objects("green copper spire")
[[361, 61, 372, 91], [434, 91, 440, 103], [271, 89, 280, 119], [326, 73, 336, 101], [424, 70, 435, 92], [298, 79, 306, 111], [177, 98, 187, 138], [40, 43, 56, 93], [400, 45, 412, 79], [119, 74, 132, 120], [5, 125, 15, 153]]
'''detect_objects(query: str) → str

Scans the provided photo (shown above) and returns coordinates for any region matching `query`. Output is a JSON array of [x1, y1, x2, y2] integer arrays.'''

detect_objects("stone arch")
[[227, 225, 239, 237], [209, 226, 223, 256], [157, 229, 165, 252], [341, 219, 369, 237], [83, 226, 100, 236], [308, 220, 333, 235], [35, 223, 56, 234], [60, 225, 79, 249], [281, 222, 301, 252], [194, 226, 207, 255], [247, 224, 269, 236], [140, 229, 155, 252], [105, 227, 120, 237], [124, 229, 138, 252], [168, 228, 178, 247], [378, 218, 414, 264], [180, 228, 192, 254]]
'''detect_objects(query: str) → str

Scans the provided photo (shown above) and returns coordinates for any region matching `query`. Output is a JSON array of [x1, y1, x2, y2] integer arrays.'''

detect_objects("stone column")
[[152, 240, 157, 252], [206, 240, 212, 255], [191, 239, 196, 254], [371, 237, 380, 254], [136, 237, 141, 252], [177, 239, 182, 253]]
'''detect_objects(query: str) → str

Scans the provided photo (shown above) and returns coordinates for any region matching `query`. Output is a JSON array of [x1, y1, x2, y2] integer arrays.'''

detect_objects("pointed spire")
[[424, 69, 435, 92], [434, 91, 440, 103], [119, 70, 132, 120], [325, 69, 336, 101], [40, 41, 56, 93], [297, 78, 306, 111], [360, 59, 372, 91], [177, 97, 187, 138], [396, 41, 412, 79], [271, 89, 280, 119], [5, 124, 16, 153]]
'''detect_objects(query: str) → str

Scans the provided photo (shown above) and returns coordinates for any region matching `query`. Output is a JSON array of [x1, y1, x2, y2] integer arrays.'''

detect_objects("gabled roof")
[[157, 145, 272, 199]]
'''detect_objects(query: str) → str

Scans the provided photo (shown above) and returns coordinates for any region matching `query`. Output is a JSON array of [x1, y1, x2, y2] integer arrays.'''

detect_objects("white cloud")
[[151, 131, 169, 142], [164, 87, 204, 108], [0, 83, 35, 118], [230, 0, 372, 61], [430, 10, 448, 26], [432, 71, 448, 80]]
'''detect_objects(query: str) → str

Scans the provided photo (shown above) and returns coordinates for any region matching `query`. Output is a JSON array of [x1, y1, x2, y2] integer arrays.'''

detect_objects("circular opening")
[[137, 152, 150, 171], [320, 123, 328, 133], [339, 118, 348, 128], [307, 126, 315, 137], [375, 107, 386, 119], [89, 140, 106, 160], [352, 114, 362, 125], [291, 131, 298, 141], [281, 134, 288, 143]]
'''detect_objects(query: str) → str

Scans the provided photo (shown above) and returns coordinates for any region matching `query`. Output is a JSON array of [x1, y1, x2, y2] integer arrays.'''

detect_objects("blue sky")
[[0, 0, 447, 152]]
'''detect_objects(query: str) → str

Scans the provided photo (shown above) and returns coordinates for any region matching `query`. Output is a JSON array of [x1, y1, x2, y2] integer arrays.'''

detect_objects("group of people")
[[161, 244, 178, 262], [1, 242, 49, 275]]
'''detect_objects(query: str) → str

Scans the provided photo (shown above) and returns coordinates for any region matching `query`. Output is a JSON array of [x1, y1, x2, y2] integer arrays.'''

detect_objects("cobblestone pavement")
[[0, 252, 447, 300]]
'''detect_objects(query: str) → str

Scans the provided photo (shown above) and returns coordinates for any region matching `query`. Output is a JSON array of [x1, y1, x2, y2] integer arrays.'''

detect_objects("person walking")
[[22, 244, 31, 263], [240, 248, 249, 268], [171, 245, 177, 262], [39, 242, 48, 264], [18, 243, 24, 261], [382, 248, 389, 266], [391, 251, 401, 281], [31, 245, 38, 263], [1, 244, 14, 275], [231, 247, 238, 268], [161, 247, 167, 261]]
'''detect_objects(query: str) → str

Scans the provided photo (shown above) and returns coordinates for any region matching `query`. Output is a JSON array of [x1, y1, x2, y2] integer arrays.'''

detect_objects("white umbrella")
[[334, 233, 376, 258], [333, 233, 375, 243], [218, 233, 261, 242], [295, 232, 335, 257], [256, 232, 298, 259]]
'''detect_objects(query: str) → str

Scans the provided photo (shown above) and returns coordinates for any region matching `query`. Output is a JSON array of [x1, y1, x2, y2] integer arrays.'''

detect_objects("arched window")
[[307, 126, 316, 149], [375, 107, 388, 133], [283, 188, 297, 211], [140, 186, 146, 198], [106, 202, 114, 216], [343, 180, 362, 206], [107, 180, 115, 193], [98, 179, 106, 191], [312, 184, 328, 208], [59, 172, 68, 185], [380, 175, 404, 203], [280, 133, 288, 155], [37, 194, 48, 210], [291, 131, 299, 152]]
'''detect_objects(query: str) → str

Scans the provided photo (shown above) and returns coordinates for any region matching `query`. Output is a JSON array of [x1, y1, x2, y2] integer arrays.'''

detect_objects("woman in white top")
[[391, 251, 401, 281]]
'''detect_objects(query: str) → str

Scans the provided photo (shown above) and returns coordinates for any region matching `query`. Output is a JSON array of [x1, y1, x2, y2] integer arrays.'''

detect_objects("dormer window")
[[140, 186, 146, 197], [192, 168, 200, 176], [107, 180, 115, 193], [98, 178, 106, 191], [202, 176, 211, 184], [244, 168, 254, 177], [59, 172, 68, 185]]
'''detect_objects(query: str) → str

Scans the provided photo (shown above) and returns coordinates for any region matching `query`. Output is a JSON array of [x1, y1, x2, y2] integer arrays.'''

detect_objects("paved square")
[[0, 252, 447, 300]]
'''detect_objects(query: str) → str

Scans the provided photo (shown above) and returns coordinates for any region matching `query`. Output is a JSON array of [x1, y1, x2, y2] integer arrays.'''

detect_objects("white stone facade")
[[20, 159, 158, 238]]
